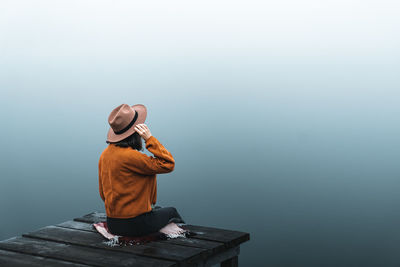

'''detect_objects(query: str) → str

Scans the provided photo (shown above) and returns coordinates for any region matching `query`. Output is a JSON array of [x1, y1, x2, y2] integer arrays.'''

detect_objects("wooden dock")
[[0, 211, 250, 266]]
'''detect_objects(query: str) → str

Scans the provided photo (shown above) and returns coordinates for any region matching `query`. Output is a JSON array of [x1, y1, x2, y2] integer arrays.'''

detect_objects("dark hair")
[[106, 131, 143, 151]]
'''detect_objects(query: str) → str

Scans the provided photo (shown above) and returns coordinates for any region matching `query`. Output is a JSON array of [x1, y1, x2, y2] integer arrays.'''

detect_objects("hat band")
[[113, 111, 138, 135]]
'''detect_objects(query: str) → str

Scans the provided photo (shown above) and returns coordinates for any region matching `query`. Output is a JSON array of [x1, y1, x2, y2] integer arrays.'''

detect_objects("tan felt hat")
[[107, 103, 147, 142]]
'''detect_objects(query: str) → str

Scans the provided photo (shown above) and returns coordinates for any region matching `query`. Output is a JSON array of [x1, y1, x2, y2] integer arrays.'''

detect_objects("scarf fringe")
[[103, 235, 120, 247], [164, 231, 189, 239], [101, 230, 192, 247]]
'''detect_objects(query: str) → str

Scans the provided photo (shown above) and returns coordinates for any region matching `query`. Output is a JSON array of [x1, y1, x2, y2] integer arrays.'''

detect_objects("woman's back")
[[99, 135, 175, 219]]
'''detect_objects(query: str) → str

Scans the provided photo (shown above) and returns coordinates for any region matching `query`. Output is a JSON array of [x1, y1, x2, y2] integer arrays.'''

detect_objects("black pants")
[[107, 206, 185, 236]]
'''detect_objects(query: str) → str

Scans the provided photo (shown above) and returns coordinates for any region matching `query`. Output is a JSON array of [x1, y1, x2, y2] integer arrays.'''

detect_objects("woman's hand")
[[134, 123, 152, 141]]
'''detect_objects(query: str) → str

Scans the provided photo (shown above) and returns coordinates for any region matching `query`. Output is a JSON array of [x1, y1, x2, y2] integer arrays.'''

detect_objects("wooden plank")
[[74, 211, 106, 223], [204, 246, 240, 267], [0, 236, 174, 267], [73, 212, 250, 248], [58, 220, 226, 254], [0, 248, 88, 266], [23, 225, 206, 265], [57, 220, 95, 232], [180, 225, 250, 248]]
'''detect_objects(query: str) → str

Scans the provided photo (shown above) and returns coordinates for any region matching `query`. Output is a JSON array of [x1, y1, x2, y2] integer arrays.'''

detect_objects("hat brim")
[[106, 104, 147, 142]]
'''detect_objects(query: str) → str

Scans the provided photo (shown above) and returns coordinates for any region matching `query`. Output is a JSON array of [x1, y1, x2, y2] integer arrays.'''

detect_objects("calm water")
[[1, 1, 400, 266]]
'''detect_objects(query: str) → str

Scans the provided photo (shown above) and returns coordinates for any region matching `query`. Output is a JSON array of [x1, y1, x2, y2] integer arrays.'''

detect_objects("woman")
[[98, 103, 186, 237]]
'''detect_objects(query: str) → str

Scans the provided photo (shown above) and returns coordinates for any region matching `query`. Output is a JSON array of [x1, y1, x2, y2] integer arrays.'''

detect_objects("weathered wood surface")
[[74, 212, 250, 249], [0, 236, 173, 267], [0, 211, 250, 267], [57, 220, 226, 254], [0, 249, 89, 267]]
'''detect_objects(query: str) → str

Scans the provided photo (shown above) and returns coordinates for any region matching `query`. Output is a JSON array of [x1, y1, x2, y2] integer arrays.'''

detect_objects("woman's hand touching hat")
[[134, 123, 152, 141]]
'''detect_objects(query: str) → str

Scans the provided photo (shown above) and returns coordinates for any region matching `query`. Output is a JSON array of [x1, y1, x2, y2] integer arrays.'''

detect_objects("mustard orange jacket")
[[98, 136, 175, 218]]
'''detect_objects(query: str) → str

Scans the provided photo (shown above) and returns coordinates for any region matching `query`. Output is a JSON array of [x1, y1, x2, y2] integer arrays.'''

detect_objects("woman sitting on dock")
[[98, 103, 186, 237]]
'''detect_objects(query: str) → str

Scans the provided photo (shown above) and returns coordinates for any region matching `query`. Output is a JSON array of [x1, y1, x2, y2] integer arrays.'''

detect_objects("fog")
[[1, 1, 399, 266]]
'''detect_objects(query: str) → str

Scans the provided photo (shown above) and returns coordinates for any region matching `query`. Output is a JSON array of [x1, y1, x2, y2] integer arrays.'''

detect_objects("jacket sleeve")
[[123, 136, 175, 175], [98, 159, 105, 202]]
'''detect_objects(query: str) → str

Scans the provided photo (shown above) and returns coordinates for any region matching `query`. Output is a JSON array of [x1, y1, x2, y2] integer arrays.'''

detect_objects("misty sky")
[[1, 1, 399, 266]]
